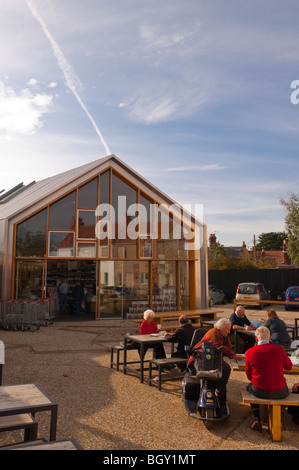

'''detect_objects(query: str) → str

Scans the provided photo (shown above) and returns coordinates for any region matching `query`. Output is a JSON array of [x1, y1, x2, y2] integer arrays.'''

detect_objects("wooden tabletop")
[[0, 383, 55, 411], [3, 439, 84, 450], [0, 383, 58, 440], [126, 333, 167, 344]]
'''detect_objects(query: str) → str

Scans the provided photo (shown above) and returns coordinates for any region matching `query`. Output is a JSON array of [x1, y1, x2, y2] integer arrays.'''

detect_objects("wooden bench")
[[241, 390, 299, 441], [148, 357, 187, 391], [110, 344, 140, 371], [132, 309, 219, 328], [110, 345, 125, 371], [0, 413, 38, 442]]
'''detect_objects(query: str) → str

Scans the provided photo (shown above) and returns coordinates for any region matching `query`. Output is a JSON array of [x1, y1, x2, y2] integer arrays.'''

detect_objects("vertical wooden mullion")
[[11, 224, 17, 299], [189, 261, 196, 310], [137, 189, 140, 259], [177, 261, 181, 311], [149, 260, 152, 310]]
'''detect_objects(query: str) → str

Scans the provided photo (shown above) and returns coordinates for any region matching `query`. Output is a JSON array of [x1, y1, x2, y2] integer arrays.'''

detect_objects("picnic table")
[[233, 324, 297, 353], [123, 333, 168, 383], [0, 383, 58, 441]]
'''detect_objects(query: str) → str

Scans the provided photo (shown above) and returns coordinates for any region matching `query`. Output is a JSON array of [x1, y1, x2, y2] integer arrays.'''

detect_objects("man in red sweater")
[[245, 326, 293, 430]]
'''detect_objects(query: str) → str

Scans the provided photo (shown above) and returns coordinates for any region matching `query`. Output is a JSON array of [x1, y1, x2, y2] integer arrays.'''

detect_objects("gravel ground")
[[0, 304, 298, 451]]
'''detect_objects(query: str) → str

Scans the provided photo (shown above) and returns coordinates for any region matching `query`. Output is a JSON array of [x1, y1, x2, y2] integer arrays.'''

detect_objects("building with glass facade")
[[0, 155, 208, 319]]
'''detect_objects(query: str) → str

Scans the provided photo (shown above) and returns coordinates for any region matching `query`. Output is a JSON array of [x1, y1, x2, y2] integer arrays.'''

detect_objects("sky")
[[0, 0, 299, 248]]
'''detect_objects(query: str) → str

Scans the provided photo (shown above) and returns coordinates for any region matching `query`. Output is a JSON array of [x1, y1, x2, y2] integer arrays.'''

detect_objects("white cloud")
[[27, 78, 38, 87], [0, 82, 53, 137], [126, 82, 211, 124], [165, 164, 227, 172]]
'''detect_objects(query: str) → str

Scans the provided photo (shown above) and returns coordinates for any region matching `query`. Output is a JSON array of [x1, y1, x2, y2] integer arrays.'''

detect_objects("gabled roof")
[[0, 155, 204, 228], [0, 155, 110, 221]]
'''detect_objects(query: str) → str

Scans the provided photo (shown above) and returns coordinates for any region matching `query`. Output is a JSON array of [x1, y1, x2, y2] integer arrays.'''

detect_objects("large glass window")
[[78, 177, 98, 208], [16, 208, 47, 257], [100, 170, 110, 206], [112, 173, 137, 258], [152, 261, 177, 311], [77, 210, 96, 239], [49, 191, 76, 230], [156, 206, 188, 260], [48, 232, 75, 257]]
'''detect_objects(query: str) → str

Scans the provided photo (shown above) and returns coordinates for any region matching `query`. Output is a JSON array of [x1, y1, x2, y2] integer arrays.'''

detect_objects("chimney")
[[282, 239, 290, 265], [209, 233, 217, 247]]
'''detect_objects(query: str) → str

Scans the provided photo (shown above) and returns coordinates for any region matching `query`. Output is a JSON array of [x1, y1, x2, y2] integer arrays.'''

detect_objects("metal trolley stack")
[[0, 298, 57, 332]]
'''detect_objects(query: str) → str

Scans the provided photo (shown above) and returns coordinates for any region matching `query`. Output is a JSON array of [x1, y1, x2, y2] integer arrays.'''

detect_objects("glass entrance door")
[[15, 260, 44, 300]]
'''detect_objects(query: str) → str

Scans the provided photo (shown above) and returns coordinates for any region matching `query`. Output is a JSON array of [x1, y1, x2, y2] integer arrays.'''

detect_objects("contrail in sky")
[[25, 0, 111, 155]]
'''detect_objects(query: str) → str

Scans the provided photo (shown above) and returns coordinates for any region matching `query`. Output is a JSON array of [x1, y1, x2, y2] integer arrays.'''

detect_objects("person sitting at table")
[[140, 310, 166, 359], [187, 318, 244, 406], [229, 305, 257, 353], [263, 309, 291, 348], [245, 326, 293, 431], [164, 315, 197, 371]]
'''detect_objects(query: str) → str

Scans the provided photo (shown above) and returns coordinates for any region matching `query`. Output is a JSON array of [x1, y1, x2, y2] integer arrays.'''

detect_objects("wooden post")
[[268, 405, 281, 442]]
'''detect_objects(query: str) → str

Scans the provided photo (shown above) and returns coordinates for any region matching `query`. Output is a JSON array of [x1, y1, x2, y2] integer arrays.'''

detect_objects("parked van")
[[236, 282, 271, 309]]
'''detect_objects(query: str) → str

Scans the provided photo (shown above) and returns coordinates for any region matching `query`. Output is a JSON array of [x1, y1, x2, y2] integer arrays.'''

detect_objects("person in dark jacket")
[[164, 315, 196, 370], [229, 305, 257, 353], [264, 309, 291, 347], [73, 281, 85, 315]]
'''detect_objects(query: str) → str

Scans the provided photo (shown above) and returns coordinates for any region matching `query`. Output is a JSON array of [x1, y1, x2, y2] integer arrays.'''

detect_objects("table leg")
[[140, 343, 145, 383], [50, 404, 58, 441], [123, 337, 128, 375], [268, 405, 281, 442]]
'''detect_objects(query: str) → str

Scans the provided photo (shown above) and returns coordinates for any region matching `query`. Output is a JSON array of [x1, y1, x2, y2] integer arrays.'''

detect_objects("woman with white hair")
[[187, 318, 244, 405], [140, 310, 166, 359]]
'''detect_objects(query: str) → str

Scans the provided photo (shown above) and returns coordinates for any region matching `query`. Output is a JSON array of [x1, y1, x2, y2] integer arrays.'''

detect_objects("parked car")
[[236, 282, 271, 309], [284, 286, 299, 310], [208, 284, 227, 306]]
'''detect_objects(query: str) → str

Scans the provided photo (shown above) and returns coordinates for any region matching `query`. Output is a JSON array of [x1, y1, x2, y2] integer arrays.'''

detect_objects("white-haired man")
[[245, 326, 293, 430]]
